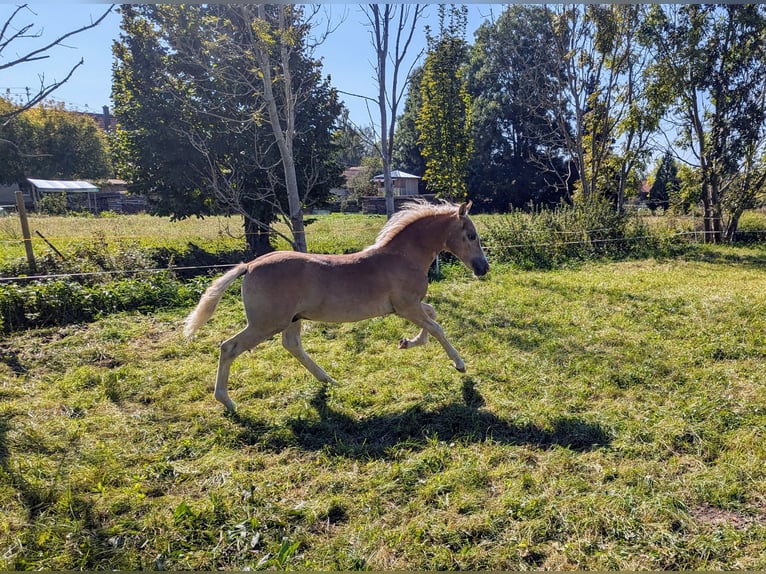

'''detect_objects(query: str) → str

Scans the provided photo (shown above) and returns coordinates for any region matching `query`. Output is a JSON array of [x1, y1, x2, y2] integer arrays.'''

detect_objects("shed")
[[27, 178, 100, 212], [371, 170, 421, 196]]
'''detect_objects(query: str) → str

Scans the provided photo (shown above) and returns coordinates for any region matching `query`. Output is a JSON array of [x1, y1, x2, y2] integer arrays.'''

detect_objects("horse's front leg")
[[398, 302, 436, 349], [395, 302, 466, 373]]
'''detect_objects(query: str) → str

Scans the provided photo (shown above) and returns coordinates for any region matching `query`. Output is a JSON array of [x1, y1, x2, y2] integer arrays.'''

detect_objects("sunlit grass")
[[2, 253, 765, 569]]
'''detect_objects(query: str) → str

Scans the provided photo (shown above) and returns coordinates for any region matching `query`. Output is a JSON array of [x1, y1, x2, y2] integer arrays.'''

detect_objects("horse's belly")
[[299, 295, 394, 323]]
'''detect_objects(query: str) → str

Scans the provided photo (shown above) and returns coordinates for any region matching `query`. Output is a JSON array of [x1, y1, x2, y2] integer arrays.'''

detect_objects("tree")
[[416, 5, 472, 201], [391, 66, 426, 179], [640, 4, 766, 242], [0, 4, 114, 123], [334, 109, 372, 168], [464, 5, 572, 210], [112, 5, 343, 255], [363, 4, 425, 218], [544, 4, 659, 209], [0, 99, 111, 184], [648, 151, 678, 213]]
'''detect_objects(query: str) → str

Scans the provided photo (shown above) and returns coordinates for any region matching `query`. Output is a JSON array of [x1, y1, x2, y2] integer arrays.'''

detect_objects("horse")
[[184, 200, 489, 411]]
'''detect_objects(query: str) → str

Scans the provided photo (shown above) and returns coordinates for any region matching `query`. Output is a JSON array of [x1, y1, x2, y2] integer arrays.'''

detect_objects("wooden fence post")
[[15, 190, 37, 274]]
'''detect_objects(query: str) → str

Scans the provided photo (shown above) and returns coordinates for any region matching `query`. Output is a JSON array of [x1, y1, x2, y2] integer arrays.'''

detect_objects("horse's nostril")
[[473, 258, 489, 276]]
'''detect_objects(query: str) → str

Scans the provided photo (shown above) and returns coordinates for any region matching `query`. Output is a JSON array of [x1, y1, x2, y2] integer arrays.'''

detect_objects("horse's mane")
[[369, 199, 459, 249]]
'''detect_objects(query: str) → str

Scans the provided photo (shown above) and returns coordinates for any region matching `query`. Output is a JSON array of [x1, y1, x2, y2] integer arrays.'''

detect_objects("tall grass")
[[482, 199, 685, 268]]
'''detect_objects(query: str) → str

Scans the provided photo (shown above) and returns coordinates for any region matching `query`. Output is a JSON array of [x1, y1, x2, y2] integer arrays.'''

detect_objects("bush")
[[37, 192, 69, 215], [0, 273, 209, 333], [483, 199, 670, 269]]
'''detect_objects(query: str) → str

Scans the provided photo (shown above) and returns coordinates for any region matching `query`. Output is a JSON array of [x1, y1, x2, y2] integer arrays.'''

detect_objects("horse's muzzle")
[[472, 257, 490, 277]]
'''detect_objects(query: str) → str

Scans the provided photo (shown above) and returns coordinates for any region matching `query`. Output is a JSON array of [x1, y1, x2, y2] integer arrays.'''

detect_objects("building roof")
[[372, 170, 421, 181], [27, 179, 99, 193]]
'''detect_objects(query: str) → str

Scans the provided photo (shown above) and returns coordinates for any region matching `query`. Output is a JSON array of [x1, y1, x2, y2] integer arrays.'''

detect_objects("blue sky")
[[1, 4, 498, 129]]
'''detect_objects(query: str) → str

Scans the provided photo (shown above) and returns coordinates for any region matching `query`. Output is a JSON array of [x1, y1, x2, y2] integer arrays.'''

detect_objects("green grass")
[[0, 213, 388, 267], [2, 252, 766, 569]]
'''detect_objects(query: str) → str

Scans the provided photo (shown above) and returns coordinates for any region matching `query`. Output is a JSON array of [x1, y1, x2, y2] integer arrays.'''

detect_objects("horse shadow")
[[230, 380, 611, 459]]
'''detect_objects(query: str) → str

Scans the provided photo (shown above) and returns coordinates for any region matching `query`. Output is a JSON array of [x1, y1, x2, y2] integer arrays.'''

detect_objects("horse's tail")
[[183, 263, 249, 338]]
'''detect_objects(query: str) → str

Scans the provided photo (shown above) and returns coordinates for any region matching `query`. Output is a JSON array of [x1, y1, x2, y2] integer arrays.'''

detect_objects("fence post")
[[15, 190, 37, 274]]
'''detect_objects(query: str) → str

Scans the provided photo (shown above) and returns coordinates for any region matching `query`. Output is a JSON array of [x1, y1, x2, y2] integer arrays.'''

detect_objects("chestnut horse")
[[184, 200, 489, 411]]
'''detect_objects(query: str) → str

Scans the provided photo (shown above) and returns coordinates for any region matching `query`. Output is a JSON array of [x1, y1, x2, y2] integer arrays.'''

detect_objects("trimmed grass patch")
[[1, 255, 766, 569]]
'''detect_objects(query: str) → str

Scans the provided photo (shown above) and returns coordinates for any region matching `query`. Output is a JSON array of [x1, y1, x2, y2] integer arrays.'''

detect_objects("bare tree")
[[363, 4, 425, 218], [0, 4, 114, 124]]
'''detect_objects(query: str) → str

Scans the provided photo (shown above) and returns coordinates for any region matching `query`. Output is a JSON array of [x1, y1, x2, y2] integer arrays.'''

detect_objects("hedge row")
[[0, 273, 210, 333]]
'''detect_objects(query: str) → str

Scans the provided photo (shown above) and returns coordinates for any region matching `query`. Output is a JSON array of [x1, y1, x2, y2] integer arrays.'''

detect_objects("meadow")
[[1, 212, 766, 569]]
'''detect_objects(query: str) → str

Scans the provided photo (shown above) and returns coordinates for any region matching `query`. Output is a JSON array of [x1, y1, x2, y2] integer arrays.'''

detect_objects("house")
[[371, 170, 421, 196], [77, 105, 114, 132], [330, 166, 367, 199], [363, 171, 436, 215]]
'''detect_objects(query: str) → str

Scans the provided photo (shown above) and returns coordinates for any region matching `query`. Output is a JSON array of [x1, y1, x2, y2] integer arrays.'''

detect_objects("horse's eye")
[[467, 231, 477, 241]]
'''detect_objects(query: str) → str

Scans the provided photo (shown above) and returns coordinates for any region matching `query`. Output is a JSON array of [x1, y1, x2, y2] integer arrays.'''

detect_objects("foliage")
[[0, 99, 112, 184], [1, 252, 766, 569], [345, 155, 382, 199], [648, 152, 679, 213], [483, 198, 668, 269], [416, 5, 473, 201], [465, 6, 572, 210], [333, 109, 372, 168], [392, 66, 427, 178], [639, 4, 766, 242], [36, 192, 68, 216], [111, 5, 344, 255], [0, 273, 207, 333]]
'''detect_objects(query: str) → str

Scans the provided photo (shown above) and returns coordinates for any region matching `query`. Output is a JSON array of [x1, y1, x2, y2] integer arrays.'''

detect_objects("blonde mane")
[[369, 200, 460, 249]]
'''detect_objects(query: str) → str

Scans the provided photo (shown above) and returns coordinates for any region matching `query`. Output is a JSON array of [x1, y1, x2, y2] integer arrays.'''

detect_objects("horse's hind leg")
[[215, 325, 272, 411], [398, 302, 436, 349], [282, 320, 338, 385]]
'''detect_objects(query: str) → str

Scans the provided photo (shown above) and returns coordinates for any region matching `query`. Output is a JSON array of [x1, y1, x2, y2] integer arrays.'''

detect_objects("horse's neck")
[[380, 214, 450, 270]]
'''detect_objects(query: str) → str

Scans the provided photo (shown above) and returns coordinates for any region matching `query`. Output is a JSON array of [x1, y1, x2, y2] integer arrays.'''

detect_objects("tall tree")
[[363, 4, 425, 218], [640, 4, 766, 242], [416, 5, 472, 201], [544, 4, 658, 208], [648, 151, 678, 213], [112, 4, 343, 255], [391, 66, 426, 179], [465, 5, 571, 210]]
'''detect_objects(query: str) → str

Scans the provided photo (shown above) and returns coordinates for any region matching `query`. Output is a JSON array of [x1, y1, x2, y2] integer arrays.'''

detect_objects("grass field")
[[0, 213, 390, 265], [1, 237, 766, 569]]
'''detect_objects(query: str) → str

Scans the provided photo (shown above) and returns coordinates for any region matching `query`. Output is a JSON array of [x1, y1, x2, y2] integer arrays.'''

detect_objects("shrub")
[[482, 199, 670, 268], [37, 192, 68, 215], [0, 272, 209, 333]]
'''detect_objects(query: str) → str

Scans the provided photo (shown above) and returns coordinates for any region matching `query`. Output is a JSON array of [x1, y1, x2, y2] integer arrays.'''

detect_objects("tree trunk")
[[255, 5, 307, 253], [244, 216, 274, 257]]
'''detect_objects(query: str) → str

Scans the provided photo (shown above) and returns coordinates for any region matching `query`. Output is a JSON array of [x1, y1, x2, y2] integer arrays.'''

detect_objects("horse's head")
[[445, 201, 489, 277]]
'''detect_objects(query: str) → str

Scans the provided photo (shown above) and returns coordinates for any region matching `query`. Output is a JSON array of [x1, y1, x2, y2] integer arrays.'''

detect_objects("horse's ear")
[[458, 201, 472, 217]]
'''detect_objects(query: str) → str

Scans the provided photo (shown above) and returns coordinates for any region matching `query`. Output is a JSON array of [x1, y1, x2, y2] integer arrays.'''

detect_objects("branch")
[[0, 4, 115, 123]]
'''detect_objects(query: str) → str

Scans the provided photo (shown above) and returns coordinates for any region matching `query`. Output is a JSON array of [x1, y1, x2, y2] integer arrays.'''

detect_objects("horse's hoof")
[[398, 338, 409, 349]]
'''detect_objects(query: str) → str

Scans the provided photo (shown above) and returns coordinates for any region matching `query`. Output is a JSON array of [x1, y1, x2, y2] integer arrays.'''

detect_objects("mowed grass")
[[1, 252, 765, 569]]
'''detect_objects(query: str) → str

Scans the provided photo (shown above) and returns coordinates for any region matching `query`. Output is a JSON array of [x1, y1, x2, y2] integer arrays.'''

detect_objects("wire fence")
[[0, 214, 763, 284]]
